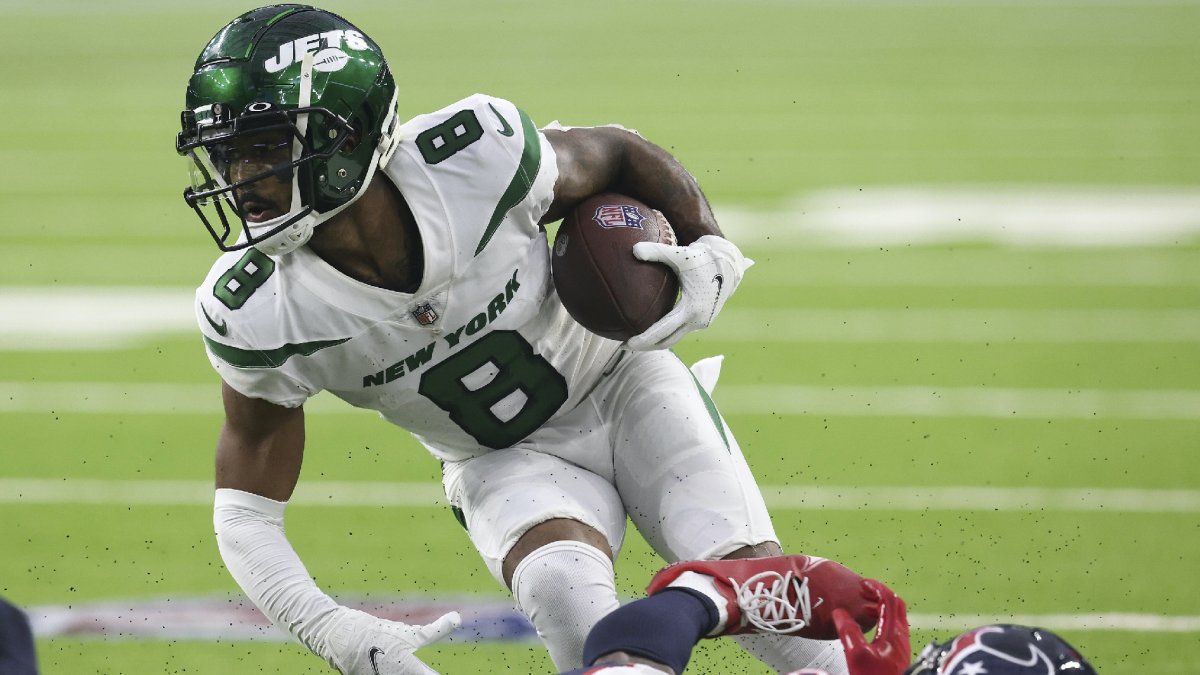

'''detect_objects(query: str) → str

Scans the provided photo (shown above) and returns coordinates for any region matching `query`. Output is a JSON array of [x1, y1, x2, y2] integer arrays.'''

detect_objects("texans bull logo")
[[938, 626, 1059, 674]]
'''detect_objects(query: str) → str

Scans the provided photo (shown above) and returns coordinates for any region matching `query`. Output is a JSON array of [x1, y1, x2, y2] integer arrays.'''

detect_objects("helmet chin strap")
[[248, 52, 318, 257], [376, 87, 402, 169], [291, 51, 314, 214]]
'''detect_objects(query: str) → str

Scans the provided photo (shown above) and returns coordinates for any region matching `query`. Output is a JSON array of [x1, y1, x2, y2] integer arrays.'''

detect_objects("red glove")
[[832, 580, 911, 675], [645, 555, 880, 639]]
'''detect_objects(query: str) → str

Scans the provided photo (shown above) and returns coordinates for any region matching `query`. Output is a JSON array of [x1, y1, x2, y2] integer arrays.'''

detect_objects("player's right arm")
[[212, 383, 459, 675], [215, 381, 305, 499]]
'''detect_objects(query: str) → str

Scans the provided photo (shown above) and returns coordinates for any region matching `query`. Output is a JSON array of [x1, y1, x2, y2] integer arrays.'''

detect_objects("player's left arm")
[[541, 126, 717, 244], [543, 127, 753, 350]]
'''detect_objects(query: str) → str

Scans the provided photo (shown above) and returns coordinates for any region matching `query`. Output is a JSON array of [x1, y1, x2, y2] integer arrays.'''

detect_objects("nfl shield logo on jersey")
[[411, 302, 439, 325], [593, 204, 645, 229]]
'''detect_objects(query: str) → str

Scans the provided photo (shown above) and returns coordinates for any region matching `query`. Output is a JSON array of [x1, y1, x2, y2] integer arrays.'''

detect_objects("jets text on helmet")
[[265, 29, 371, 73]]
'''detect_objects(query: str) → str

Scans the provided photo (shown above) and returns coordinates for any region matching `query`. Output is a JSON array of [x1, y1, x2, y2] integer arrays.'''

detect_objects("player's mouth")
[[240, 196, 281, 223]]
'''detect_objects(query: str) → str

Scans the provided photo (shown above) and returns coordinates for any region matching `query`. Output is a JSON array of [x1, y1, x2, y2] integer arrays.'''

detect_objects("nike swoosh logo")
[[369, 646, 385, 675], [201, 304, 228, 337], [707, 274, 725, 324], [488, 102, 515, 137]]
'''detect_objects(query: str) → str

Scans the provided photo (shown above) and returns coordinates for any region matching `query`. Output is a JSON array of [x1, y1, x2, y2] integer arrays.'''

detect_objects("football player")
[[177, 5, 842, 674], [562, 563, 1097, 675]]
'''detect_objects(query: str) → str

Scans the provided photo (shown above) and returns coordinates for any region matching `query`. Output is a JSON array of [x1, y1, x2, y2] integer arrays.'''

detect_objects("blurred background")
[[1, 0, 1198, 672]]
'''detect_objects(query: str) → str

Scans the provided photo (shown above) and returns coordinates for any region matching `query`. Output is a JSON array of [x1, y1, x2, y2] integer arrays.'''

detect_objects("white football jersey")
[[194, 94, 621, 461]]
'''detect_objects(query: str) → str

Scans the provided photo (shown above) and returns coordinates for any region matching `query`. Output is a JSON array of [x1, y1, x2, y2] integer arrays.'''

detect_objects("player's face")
[[216, 130, 293, 223]]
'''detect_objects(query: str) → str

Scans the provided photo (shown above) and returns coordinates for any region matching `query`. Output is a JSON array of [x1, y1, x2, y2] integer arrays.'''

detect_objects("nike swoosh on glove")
[[328, 607, 461, 675], [626, 234, 753, 351]]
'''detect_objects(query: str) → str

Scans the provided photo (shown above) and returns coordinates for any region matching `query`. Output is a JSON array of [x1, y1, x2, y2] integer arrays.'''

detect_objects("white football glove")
[[626, 234, 753, 351], [326, 607, 461, 675]]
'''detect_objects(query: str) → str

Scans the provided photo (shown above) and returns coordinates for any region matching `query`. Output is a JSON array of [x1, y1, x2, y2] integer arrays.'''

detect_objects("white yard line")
[[906, 612, 1200, 633], [708, 308, 1200, 343], [3, 289, 1198, 350], [714, 384, 1200, 420], [3, 381, 1198, 420], [24, 595, 1200, 641], [0, 287, 195, 350], [33, 608, 1200, 640], [2, 479, 1197, 513], [0, 381, 350, 414], [0, 479, 444, 508], [747, 249, 1200, 288], [717, 186, 1200, 246], [4, 185, 1200, 348]]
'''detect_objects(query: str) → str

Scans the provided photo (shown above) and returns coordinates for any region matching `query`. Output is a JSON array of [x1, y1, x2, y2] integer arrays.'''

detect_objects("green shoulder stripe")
[[690, 372, 730, 451], [475, 108, 541, 256], [204, 335, 350, 369]]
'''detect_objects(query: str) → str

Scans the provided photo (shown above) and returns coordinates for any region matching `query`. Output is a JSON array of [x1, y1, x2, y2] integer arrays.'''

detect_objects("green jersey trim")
[[204, 335, 350, 369], [690, 371, 730, 450], [475, 108, 541, 256]]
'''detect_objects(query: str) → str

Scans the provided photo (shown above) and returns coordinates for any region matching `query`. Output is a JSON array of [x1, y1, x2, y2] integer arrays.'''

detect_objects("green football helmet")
[[176, 4, 399, 255]]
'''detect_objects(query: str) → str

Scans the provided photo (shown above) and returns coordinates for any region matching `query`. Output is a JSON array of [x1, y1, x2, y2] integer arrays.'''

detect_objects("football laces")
[[731, 570, 813, 634]]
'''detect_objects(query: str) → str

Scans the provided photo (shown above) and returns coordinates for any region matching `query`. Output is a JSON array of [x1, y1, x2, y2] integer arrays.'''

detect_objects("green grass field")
[[2, 1, 1199, 673]]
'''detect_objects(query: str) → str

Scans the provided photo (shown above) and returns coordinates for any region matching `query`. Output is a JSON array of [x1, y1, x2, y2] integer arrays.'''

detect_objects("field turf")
[[1, 1, 1198, 673]]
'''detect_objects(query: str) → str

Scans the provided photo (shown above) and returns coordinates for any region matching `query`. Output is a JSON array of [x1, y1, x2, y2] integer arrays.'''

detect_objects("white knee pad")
[[510, 541, 620, 671]]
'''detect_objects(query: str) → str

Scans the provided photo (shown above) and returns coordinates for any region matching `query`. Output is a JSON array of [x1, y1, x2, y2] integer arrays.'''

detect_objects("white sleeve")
[[213, 488, 343, 665], [209, 359, 313, 409]]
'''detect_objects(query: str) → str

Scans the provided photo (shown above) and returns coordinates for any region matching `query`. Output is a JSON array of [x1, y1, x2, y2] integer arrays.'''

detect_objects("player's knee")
[[510, 540, 620, 671], [721, 540, 783, 559], [503, 517, 612, 588]]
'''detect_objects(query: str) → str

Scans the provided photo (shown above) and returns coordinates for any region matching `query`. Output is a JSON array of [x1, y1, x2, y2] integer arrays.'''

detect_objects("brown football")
[[551, 193, 679, 341]]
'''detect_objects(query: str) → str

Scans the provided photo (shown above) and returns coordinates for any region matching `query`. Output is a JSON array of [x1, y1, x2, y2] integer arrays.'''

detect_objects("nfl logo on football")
[[592, 204, 645, 229]]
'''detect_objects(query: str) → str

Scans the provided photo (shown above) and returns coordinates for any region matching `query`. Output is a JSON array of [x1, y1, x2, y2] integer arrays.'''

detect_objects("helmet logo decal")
[[942, 626, 1056, 675], [312, 48, 350, 72], [264, 29, 370, 74]]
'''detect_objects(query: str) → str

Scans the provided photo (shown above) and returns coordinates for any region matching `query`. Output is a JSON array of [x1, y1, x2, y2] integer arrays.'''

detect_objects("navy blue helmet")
[[905, 624, 1097, 675]]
